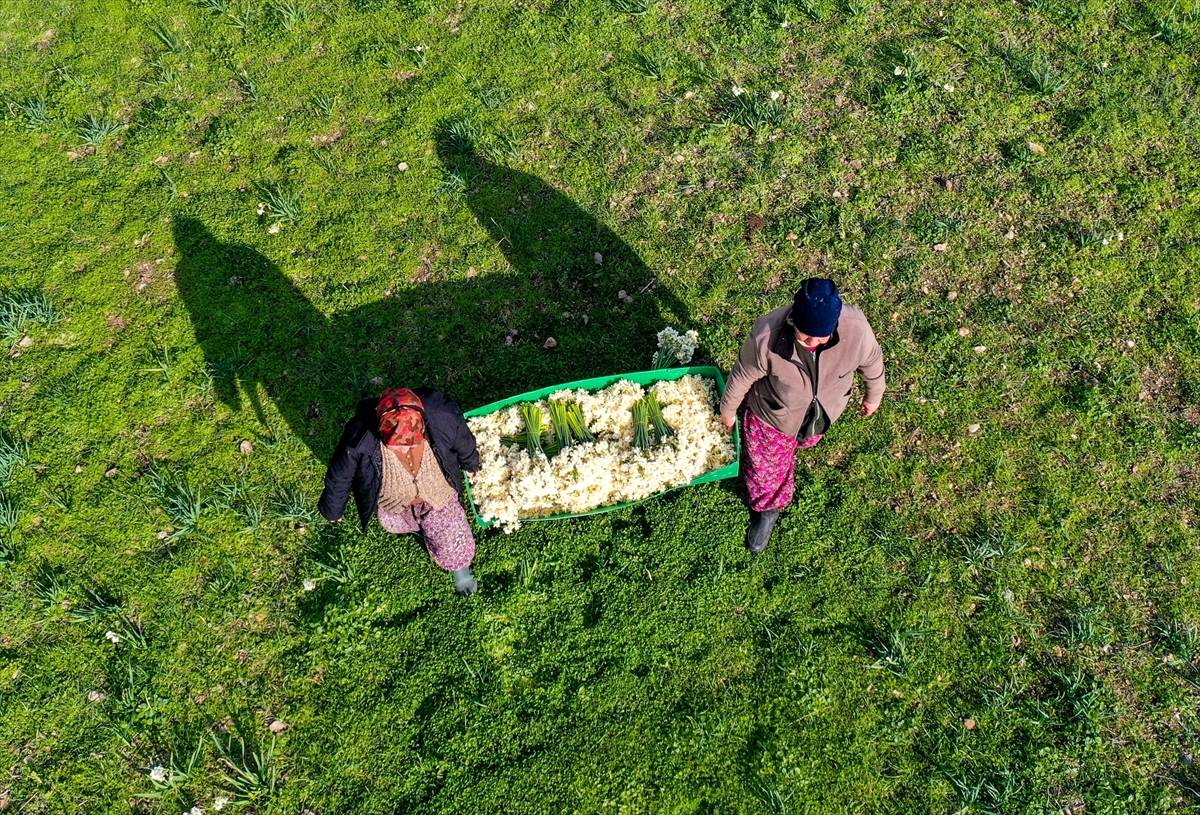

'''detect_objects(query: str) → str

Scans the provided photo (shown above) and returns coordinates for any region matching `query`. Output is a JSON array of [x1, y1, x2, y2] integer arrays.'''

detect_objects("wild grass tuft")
[[67, 587, 123, 622], [232, 67, 260, 104], [272, 486, 318, 527], [7, 97, 51, 132], [797, 0, 826, 20], [145, 469, 210, 542], [751, 779, 793, 814], [1154, 617, 1200, 666], [1023, 54, 1066, 96], [77, 113, 123, 146], [251, 180, 301, 224], [213, 734, 278, 808], [719, 88, 785, 133], [271, 1, 308, 31], [146, 19, 183, 53], [0, 495, 17, 542], [0, 433, 30, 486], [626, 50, 668, 81], [0, 291, 61, 349], [308, 93, 337, 116], [139, 738, 205, 799], [27, 566, 69, 609], [609, 0, 653, 14], [192, 0, 230, 13], [311, 544, 353, 585]]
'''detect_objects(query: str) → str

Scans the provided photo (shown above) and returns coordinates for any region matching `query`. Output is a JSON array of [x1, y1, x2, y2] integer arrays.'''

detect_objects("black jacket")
[[318, 389, 481, 532]]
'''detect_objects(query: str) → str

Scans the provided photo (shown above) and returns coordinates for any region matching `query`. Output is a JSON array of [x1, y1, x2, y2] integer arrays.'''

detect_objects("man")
[[720, 278, 885, 553]]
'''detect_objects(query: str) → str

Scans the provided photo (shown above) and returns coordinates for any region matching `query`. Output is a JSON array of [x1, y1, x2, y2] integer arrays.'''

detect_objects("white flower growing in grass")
[[105, 630, 122, 644], [186, 807, 205, 815], [770, 90, 782, 101], [149, 765, 167, 783], [256, 202, 265, 216], [302, 579, 316, 591], [943, 83, 955, 92], [268, 223, 281, 234], [731, 84, 745, 96], [213, 798, 229, 811]]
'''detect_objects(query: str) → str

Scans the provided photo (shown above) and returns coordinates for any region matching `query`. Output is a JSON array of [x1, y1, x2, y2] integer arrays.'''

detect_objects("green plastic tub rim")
[[462, 365, 741, 527]]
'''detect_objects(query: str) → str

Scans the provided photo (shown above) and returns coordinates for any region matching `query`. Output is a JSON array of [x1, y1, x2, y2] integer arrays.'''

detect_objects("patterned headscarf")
[[376, 388, 425, 446]]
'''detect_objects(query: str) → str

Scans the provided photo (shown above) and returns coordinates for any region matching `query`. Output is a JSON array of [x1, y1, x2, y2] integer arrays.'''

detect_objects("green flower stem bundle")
[[644, 392, 675, 441], [548, 400, 573, 451], [631, 399, 652, 451], [564, 402, 593, 442], [519, 404, 545, 457]]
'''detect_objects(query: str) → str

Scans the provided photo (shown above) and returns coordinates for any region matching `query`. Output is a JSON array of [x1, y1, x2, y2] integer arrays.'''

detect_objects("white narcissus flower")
[[467, 376, 734, 532], [149, 765, 167, 783], [302, 579, 316, 591], [731, 84, 745, 96], [105, 631, 122, 643]]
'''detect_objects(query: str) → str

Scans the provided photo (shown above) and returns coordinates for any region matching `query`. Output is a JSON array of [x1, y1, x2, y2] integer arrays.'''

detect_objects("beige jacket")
[[719, 305, 885, 437]]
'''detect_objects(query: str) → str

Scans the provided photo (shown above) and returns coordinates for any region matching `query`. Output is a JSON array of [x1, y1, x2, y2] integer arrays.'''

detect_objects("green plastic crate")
[[462, 366, 741, 527]]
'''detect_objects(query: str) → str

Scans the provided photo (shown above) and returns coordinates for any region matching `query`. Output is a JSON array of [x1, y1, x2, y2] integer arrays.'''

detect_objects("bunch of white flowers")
[[651, 327, 700, 369], [468, 375, 734, 532]]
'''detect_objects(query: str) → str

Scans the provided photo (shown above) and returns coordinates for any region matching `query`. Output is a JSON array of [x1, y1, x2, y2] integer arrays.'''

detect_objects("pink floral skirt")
[[743, 409, 822, 512], [377, 498, 475, 571]]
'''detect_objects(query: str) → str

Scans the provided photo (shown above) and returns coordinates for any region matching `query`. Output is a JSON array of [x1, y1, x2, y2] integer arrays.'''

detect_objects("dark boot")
[[745, 509, 781, 554], [453, 567, 478, 596]]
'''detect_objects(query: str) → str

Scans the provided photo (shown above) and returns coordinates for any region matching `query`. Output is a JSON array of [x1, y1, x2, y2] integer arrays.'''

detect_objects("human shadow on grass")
[[173, 133, 689, 468]]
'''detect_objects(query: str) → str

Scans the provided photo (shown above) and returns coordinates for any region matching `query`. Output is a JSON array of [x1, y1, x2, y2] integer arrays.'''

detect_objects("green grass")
[[2, 0, 1200, 812]]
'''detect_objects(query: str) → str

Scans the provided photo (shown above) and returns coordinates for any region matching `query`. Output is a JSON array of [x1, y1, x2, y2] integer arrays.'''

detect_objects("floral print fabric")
[[743, 409, 822, 512], [377, 498, 475, 571]]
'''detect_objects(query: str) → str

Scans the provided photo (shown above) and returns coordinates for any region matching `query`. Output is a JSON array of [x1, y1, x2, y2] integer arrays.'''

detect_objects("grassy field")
[[2, 0, 1200, 811]]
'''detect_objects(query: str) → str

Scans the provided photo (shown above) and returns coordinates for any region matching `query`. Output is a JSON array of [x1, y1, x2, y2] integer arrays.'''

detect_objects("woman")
[[319, 387, 483, 596], [719, 278, 885, 554]]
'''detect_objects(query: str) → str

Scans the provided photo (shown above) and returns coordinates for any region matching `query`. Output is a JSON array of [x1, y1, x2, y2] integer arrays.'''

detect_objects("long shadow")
[[173, 131, 689, 462]]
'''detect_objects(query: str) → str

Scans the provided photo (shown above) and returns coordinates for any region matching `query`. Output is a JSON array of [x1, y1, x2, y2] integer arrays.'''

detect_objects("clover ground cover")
[[1, 0, 1199, 812]]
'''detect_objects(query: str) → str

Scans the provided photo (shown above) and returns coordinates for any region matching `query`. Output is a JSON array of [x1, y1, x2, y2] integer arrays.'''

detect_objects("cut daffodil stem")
[[548, 400, 573, 450], [519, 404, 545, 457], [564, 402, 593, 442], [631, 399, 652, 451], [644, 391, 675, 441]]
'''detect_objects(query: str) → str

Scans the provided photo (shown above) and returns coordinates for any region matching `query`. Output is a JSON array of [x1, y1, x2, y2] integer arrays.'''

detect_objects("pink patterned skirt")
[[743, 409, 822, 512], [377, 498, 475, 572]]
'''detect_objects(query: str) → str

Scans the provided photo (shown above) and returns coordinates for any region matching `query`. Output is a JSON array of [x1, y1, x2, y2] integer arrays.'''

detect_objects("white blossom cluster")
[[652, 327, 700, 368], [467, 375, 735, 532]]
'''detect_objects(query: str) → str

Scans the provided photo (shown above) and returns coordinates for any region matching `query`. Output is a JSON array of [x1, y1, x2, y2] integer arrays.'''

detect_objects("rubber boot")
[[453, 567, 478, 596], [745, 509, 781, 554]]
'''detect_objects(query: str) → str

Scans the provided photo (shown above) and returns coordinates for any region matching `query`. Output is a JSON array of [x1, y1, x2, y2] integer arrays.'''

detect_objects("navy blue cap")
[[790, 278, 842, 337]]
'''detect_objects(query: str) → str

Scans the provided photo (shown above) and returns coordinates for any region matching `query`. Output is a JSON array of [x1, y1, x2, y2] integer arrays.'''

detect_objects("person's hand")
[[862, 400, 880, 417], [721, 415, 736, 431]]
